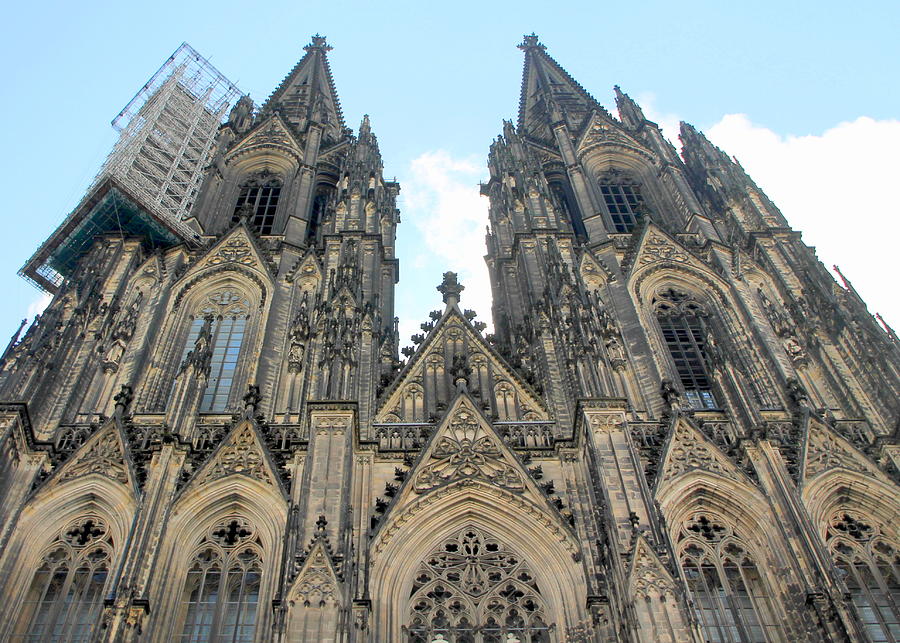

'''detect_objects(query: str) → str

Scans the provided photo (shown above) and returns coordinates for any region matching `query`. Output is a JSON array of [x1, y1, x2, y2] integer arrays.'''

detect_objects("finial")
[[437, 271, 464, 305], [304, 34, 333, 53], [316, 515, 328, 532], [518, 33, 546, 51], [360, 113, 371, 136]]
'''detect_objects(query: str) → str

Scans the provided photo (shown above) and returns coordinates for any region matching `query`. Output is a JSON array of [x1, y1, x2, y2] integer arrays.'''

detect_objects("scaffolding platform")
[[21, 43, 243, 292]]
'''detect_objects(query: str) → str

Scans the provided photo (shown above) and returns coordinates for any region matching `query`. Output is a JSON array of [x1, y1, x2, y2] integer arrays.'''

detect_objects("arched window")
[[597, 168, 644, 233], [178, 517, 263, 643], [654, 288, 717, 410], [405, 527, 551, 642], [232, 173, 282, 235], [677, 513, 783, 642], [179, 289, 251, 413], [825, 511, 900, 642], [13, 516, 113, 642]]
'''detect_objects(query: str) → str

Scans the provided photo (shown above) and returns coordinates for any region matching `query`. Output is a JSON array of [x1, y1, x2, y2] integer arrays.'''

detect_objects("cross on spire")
[[518, 33, 546, 51], [305, 34, 333, 53]]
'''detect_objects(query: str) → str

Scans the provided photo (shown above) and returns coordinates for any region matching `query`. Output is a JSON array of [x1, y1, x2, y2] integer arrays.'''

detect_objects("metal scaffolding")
[[21, 43, 243, 291]]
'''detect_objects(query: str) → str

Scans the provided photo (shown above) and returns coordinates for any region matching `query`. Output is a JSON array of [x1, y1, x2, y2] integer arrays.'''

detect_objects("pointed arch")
[[658, 473, 790, 642], [0, 476, 136, 640], [802, 470, 900, 641], [149, 475, 287, 641], [369, 480, 585, 641], [140, 267, 271, 414]]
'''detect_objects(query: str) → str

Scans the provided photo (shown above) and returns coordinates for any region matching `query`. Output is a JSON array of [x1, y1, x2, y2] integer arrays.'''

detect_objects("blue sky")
[[1, 1, 898, 349]]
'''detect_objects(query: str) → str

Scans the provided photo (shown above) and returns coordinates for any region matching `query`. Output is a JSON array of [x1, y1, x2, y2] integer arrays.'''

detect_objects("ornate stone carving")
[[60, 428, 129, 485], [638, 234, 689, 266], [661, 421, 737, 483], [805, 424, 869, 479], [292, 543, 339, 607], [406, 527, 550, 642], [414, 407, 524, 493], [207, 235, 258, 267], [195, 423, 273, 486]]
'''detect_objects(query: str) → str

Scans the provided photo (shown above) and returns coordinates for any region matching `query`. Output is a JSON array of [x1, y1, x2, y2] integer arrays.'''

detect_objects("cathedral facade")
[[0, 34, 898, 643]]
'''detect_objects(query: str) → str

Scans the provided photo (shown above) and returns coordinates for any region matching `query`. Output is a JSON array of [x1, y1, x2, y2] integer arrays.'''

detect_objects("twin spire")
[[262, 34, 708, 155]]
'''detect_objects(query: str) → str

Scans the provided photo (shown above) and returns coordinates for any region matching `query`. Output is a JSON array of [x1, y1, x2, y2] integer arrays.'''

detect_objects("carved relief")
[[60, 428, 129, 485], [195, 423, 273, 486], [414, 407, 524, 493]]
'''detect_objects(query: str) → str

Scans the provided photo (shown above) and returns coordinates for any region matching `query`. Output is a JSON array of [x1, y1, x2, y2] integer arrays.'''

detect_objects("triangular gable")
[[285, 248, 324, 289], [225, 112, 304, 163], [657, 417, 748, 490], [182, 420, 285, 495], [574, 112, 655, 161], [383, 395, 562, 519], [188, 223, 275, 279], [42, 419, 137, 494], [627, 534, 677, 598], [288, 538, 342, 607], [375, 306, 548, 422], [801, 417, 888, 485], [579, 248, 614, 291], [626, 223, 710, 278]]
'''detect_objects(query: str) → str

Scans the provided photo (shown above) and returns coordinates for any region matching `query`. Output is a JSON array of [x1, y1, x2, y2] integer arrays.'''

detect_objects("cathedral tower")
[[0, 34, 898, 643]]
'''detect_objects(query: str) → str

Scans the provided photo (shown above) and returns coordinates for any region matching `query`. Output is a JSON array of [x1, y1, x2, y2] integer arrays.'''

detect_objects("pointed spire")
[[260, 34, 345, 137], [517, 34, 607, 139], [614, 85, 646, 128]]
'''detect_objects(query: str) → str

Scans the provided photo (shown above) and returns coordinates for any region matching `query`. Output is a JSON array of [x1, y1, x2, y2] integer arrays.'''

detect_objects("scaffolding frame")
[[21, 43, 243, 292], [101, 42, 242, 226]]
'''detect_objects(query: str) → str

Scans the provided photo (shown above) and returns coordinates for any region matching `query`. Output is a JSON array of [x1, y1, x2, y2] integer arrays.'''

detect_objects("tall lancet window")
[[677, 513, 783, 643], [232, 172, 282, 235], [13, 516, 113, 642], [654, 288, 717, 409], [178, 518, 263, 643], [179, 289, 250, 413], [405, 527, 551, 642], [598, 169, 644, 233], [825, 511, 900, 642]]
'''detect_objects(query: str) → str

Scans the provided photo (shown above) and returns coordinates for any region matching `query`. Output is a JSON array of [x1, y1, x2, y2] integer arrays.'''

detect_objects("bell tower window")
[[654, 288, 717, 410], [232, 173, 282, 235], [598, 169, 644, 233]]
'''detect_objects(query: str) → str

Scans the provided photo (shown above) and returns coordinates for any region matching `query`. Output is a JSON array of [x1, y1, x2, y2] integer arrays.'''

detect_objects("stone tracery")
[[406, 527, 551, 643]]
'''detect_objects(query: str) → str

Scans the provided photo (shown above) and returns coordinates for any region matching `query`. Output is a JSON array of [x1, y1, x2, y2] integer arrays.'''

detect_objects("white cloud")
[[397, 151, 492, 344], [394, 117, 900, 348], [705, 114, 900, 327], [26, 292, 52, 321], [634, 91, 683, 149]]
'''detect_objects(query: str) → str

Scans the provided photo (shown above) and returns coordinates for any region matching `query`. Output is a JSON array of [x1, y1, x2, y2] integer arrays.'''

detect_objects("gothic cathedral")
[[0, 34, 898, 643]]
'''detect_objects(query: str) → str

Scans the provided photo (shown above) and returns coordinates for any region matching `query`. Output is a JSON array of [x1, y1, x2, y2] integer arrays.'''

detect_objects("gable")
[[43, 420, 136, 494], [575, 112, 655, 161], [625, 223, 712, 278], [176, 224, 275, 297], [657, 417, 748, 490], [183, 420, 285, 494], [801, 418, 887, 484], [375, 308, 548, 424], [225, 113, 304, 164], [374, 395, 573, 540]]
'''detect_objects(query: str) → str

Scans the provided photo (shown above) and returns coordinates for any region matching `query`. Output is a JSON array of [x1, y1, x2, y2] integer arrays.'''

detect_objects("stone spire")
[[517, 34, 608, 140], [260, 34, 345, 137]]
